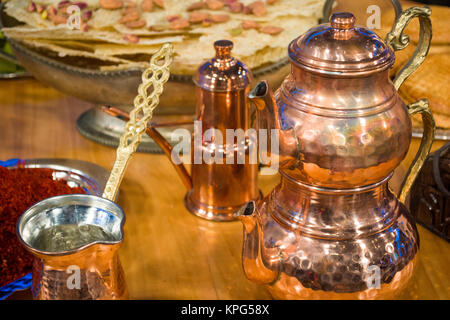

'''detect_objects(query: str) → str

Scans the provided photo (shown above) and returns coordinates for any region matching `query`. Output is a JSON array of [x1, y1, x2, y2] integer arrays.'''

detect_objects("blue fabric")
[[0, 273, 32, 300], [0, 158, 20, 167], [0, 158, 32, 299]]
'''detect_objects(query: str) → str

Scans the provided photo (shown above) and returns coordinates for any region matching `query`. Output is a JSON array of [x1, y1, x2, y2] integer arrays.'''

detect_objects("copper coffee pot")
[[236, 8, 435, 299], [122, 40, 260, 221], [17, 195, 128, 300]]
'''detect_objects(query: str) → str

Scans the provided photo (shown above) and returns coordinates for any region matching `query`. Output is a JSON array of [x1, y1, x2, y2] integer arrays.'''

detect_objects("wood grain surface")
[[0, 78, 448, 300]]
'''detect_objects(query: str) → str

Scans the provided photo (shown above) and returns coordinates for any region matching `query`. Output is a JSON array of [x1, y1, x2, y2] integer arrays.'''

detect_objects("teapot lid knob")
[[214, 39, 233, 58], [330, 12, 356, 30], [288, 11, 394, 74]]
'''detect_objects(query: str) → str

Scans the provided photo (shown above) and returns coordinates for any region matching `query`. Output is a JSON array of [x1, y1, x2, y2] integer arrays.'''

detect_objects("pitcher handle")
[[398, 99, 435, 204], [385, 6, 432, 90]]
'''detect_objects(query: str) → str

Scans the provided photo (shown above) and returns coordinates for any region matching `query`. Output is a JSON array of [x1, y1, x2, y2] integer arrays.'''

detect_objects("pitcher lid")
[[194, 40, 252, 92], [289, 12, 395, 75]]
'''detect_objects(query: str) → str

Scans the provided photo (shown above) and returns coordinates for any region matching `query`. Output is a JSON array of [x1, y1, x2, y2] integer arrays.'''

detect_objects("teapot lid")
[[289, 12, 395, 75], [194, 40, 252, 92]]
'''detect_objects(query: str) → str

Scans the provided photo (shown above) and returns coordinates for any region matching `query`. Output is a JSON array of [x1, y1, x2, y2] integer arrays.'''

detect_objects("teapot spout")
[[236, 201, 280, 285], [235, 200, 257, 233], [248, 80, 280, 132]]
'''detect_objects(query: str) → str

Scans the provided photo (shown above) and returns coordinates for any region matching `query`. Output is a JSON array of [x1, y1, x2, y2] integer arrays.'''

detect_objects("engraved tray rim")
[[412, 127, 450, 141]]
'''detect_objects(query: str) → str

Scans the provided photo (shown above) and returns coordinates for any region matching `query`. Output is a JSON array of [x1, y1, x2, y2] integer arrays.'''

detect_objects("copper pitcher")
[[141, 40, 259, 221], [237, 8, 435, 299]]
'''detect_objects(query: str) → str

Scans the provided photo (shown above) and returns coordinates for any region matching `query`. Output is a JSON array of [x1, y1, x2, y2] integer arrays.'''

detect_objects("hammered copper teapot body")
[[237, 9, 435, 299]]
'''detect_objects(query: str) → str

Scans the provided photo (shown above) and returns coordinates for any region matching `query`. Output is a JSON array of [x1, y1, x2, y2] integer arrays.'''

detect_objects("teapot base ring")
[[183, 190, 262, 222], [265, 253, 419, 300]]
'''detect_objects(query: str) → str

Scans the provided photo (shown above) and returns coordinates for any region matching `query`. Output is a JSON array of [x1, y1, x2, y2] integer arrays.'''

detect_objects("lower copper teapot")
[[236, 173, 419, 299]]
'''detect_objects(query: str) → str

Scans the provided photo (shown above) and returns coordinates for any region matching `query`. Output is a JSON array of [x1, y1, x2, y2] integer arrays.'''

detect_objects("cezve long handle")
[[102, 43, 174, 201]]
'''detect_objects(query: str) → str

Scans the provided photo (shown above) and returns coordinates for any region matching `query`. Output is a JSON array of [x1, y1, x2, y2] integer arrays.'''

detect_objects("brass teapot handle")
[[385, 7, 435, 204], [399, 100, 435, 204], [386, 6, 432, 90]]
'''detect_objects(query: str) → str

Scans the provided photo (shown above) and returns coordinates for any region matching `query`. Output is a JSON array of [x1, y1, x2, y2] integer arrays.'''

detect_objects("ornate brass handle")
[[384, 7, 435, 204], [102, 43, 174, 201], [386, 6, 432, 90], [399, 100, 435, 204]]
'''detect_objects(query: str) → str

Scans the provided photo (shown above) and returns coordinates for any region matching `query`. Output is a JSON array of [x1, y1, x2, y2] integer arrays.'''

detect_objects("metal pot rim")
[[16, 194, 125, 257]]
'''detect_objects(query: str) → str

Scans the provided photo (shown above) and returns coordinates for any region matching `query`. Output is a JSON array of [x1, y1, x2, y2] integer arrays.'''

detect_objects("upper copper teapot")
[[237, 8, 435, 299]]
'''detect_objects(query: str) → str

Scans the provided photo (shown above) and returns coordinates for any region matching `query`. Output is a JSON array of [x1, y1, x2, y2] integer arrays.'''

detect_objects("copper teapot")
[[236, 8, 435, 299]]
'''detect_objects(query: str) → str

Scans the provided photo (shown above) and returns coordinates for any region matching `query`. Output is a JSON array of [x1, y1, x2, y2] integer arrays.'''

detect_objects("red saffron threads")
[[0, 166, 86, 287]]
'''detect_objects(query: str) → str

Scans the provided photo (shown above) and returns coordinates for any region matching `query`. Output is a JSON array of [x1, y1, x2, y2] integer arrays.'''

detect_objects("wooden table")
[[0, 79, 449, 300]]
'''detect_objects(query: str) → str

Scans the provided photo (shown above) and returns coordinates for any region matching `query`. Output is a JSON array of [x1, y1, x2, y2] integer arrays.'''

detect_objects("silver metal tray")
[[0, 2, 291, 152], [413, 127, 450, 141], [2, 158, 109, 196], [0, 69, 30, 79], [0, 2, 289, 108]]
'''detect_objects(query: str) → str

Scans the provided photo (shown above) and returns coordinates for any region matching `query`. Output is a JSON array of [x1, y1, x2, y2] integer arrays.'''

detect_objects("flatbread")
[[2, 0, 325, 73], [19, 38, 132, 63], [2, 25, 184, 44], [5, 0, 54, 29], [399, 53, 450, 116], [93, 43, 161, 55]]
